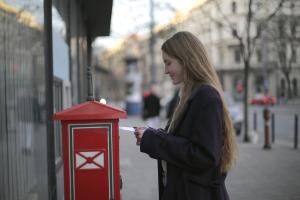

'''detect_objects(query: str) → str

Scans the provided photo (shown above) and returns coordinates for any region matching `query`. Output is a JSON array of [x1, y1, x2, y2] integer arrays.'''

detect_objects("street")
[[119, 116, 300, 200], [119, 117, 159, 200], [249, 104, 300, 146]]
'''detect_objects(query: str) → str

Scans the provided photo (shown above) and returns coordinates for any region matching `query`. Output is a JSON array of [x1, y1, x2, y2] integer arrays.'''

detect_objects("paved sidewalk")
[[227, 142, 300, 200], [119, 116, 158, 200], [119, 116, 300, 200]]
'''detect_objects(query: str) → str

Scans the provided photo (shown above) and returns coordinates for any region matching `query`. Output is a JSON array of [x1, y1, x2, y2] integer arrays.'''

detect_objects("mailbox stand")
[[54, 101, 127, 200]]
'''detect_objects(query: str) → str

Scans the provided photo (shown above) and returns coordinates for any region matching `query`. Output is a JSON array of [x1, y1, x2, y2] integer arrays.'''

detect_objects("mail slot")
[[54, 101, 127, 200]]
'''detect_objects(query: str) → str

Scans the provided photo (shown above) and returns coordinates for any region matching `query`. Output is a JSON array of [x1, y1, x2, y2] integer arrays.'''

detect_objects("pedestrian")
[[134, 31, 237, 200], [142, 84, 161, 128]]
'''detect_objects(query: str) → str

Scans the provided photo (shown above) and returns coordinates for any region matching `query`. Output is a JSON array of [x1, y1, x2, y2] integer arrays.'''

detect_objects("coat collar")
[[170, 83, 209, 133], [187, 83, 209, 102]]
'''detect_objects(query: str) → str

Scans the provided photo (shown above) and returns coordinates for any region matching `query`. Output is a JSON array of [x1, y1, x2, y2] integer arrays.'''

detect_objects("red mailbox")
[[54, 101, 127, 200]]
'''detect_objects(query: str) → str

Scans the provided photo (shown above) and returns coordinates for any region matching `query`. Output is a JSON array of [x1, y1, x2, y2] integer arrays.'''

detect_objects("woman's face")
[[162, 51, 183, 85]]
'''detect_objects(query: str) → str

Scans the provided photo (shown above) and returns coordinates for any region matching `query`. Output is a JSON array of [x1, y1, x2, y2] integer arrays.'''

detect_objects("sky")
[[94, 0, 198, 48]]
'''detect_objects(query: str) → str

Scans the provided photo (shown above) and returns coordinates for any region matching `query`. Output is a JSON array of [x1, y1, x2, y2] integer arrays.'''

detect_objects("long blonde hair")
[[162, 31, 237, 173]]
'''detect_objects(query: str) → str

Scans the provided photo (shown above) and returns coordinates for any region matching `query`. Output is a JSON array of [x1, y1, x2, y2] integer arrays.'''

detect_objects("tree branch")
[[246, 0, 253, 58], [251, 0, 286, 48], [211, 0, 243, 39]]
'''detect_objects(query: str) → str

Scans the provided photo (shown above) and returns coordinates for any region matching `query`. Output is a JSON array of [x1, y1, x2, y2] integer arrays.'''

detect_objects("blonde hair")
[[162, 31, 237, 173]]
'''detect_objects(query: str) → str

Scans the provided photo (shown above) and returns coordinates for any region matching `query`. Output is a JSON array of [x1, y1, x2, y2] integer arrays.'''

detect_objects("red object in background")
[[250, 94, 277, 105], [235, 83, 243, 93], [143, 90, 150, 98], [54, 101, 127, 200]]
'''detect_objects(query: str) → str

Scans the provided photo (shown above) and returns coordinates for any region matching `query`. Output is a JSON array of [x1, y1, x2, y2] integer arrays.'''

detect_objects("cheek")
[[178, 70, 184, 81], [175, 65, 183, 77]]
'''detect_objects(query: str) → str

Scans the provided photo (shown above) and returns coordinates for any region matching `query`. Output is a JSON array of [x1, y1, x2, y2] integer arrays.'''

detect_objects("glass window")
[[219, 46, 224, 64], [231, 24, 237, 37], [0, 1, 48, 199], [256, 22, 262, 36], [255, 75, 264, 93], [233, 76, 244, 100], [53, 78, 63, 161], [231, 1, 237, 13], [256, 50, 262, 62], [280, 78, 286, 97], [234, 47, 241, 63], [291, 48, 297, 63], [293, 78, 298, 97]]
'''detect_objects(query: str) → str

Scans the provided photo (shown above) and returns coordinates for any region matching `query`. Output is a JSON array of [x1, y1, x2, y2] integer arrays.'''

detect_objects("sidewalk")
[[119, 116, 300, 200], [227, 142, 300, 200]]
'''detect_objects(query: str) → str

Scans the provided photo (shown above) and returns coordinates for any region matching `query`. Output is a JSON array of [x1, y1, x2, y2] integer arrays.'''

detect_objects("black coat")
[[140, 85, 229, 200]]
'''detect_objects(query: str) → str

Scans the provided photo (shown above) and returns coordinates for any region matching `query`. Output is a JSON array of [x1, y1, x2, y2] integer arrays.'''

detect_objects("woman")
[[134, 31, 237, 200]]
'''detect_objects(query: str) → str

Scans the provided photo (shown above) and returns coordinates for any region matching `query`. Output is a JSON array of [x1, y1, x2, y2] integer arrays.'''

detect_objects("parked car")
[[250, 94, 277, 105], [224, 92, 243, 135]]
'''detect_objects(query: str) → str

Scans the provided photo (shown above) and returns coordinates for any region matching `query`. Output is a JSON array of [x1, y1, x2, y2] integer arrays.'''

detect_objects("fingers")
[[134, 132, 142, 146], [134, 132, 141, 140], [135, 137, 141, 146], [134, 126, 147, 131], [134, 127, 145, 146], [136, 139, 141, 146]]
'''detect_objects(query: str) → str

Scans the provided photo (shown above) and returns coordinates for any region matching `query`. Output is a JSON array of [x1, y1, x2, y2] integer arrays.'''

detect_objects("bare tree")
[[269, 0, 300, 99], [199, 0, 285, 142], [149, 0, 177, 85]]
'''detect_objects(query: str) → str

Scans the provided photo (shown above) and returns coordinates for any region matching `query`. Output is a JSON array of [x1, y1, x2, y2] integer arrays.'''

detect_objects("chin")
[[172, 80, 181, 85]]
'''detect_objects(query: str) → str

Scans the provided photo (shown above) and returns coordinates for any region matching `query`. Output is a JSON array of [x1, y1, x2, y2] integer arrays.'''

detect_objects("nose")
[[164, 66, 169, 74]]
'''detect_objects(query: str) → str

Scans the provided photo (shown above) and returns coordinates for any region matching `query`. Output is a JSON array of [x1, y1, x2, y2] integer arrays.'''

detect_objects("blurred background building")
[[97, 0, 300, 106]]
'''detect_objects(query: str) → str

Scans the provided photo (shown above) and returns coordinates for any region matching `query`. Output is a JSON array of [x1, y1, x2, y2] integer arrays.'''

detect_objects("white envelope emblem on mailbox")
[[75, 151, 104, 170]]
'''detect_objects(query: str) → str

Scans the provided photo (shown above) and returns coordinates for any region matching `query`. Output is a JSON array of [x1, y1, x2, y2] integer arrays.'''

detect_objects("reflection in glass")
[[0, 1, 48, 199]]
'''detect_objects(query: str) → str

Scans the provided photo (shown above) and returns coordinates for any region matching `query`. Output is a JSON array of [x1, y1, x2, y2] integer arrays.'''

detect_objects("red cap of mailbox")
[[53, 101, 127, 120]]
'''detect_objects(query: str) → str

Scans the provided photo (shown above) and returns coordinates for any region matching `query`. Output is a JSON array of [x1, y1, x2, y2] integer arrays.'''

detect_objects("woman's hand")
[[134, 127, 147, 146]]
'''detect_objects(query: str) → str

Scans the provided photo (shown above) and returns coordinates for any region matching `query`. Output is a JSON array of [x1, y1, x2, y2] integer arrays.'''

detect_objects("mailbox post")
[[54, 101, 127, 200]]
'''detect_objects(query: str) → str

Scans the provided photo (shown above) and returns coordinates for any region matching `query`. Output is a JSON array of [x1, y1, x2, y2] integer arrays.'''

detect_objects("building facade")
[[98, 0, 300, 104], [172, 0, 300, 101]]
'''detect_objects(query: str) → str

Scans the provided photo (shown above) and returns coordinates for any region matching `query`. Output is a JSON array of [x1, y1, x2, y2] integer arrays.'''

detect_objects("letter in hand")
[[134, 127, 147, 146]]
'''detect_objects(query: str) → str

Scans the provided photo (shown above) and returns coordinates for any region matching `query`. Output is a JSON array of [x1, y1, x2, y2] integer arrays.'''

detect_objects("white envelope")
[[75, 151, 104, 170], [119, 126, 135, 133]]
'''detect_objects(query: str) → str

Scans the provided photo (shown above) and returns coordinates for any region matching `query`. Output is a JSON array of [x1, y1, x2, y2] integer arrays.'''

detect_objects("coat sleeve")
[[140, 94, 223, 172]]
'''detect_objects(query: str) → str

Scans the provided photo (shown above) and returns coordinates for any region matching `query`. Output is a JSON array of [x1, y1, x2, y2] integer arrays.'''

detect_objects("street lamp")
[[87, 34, 95, 101]]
